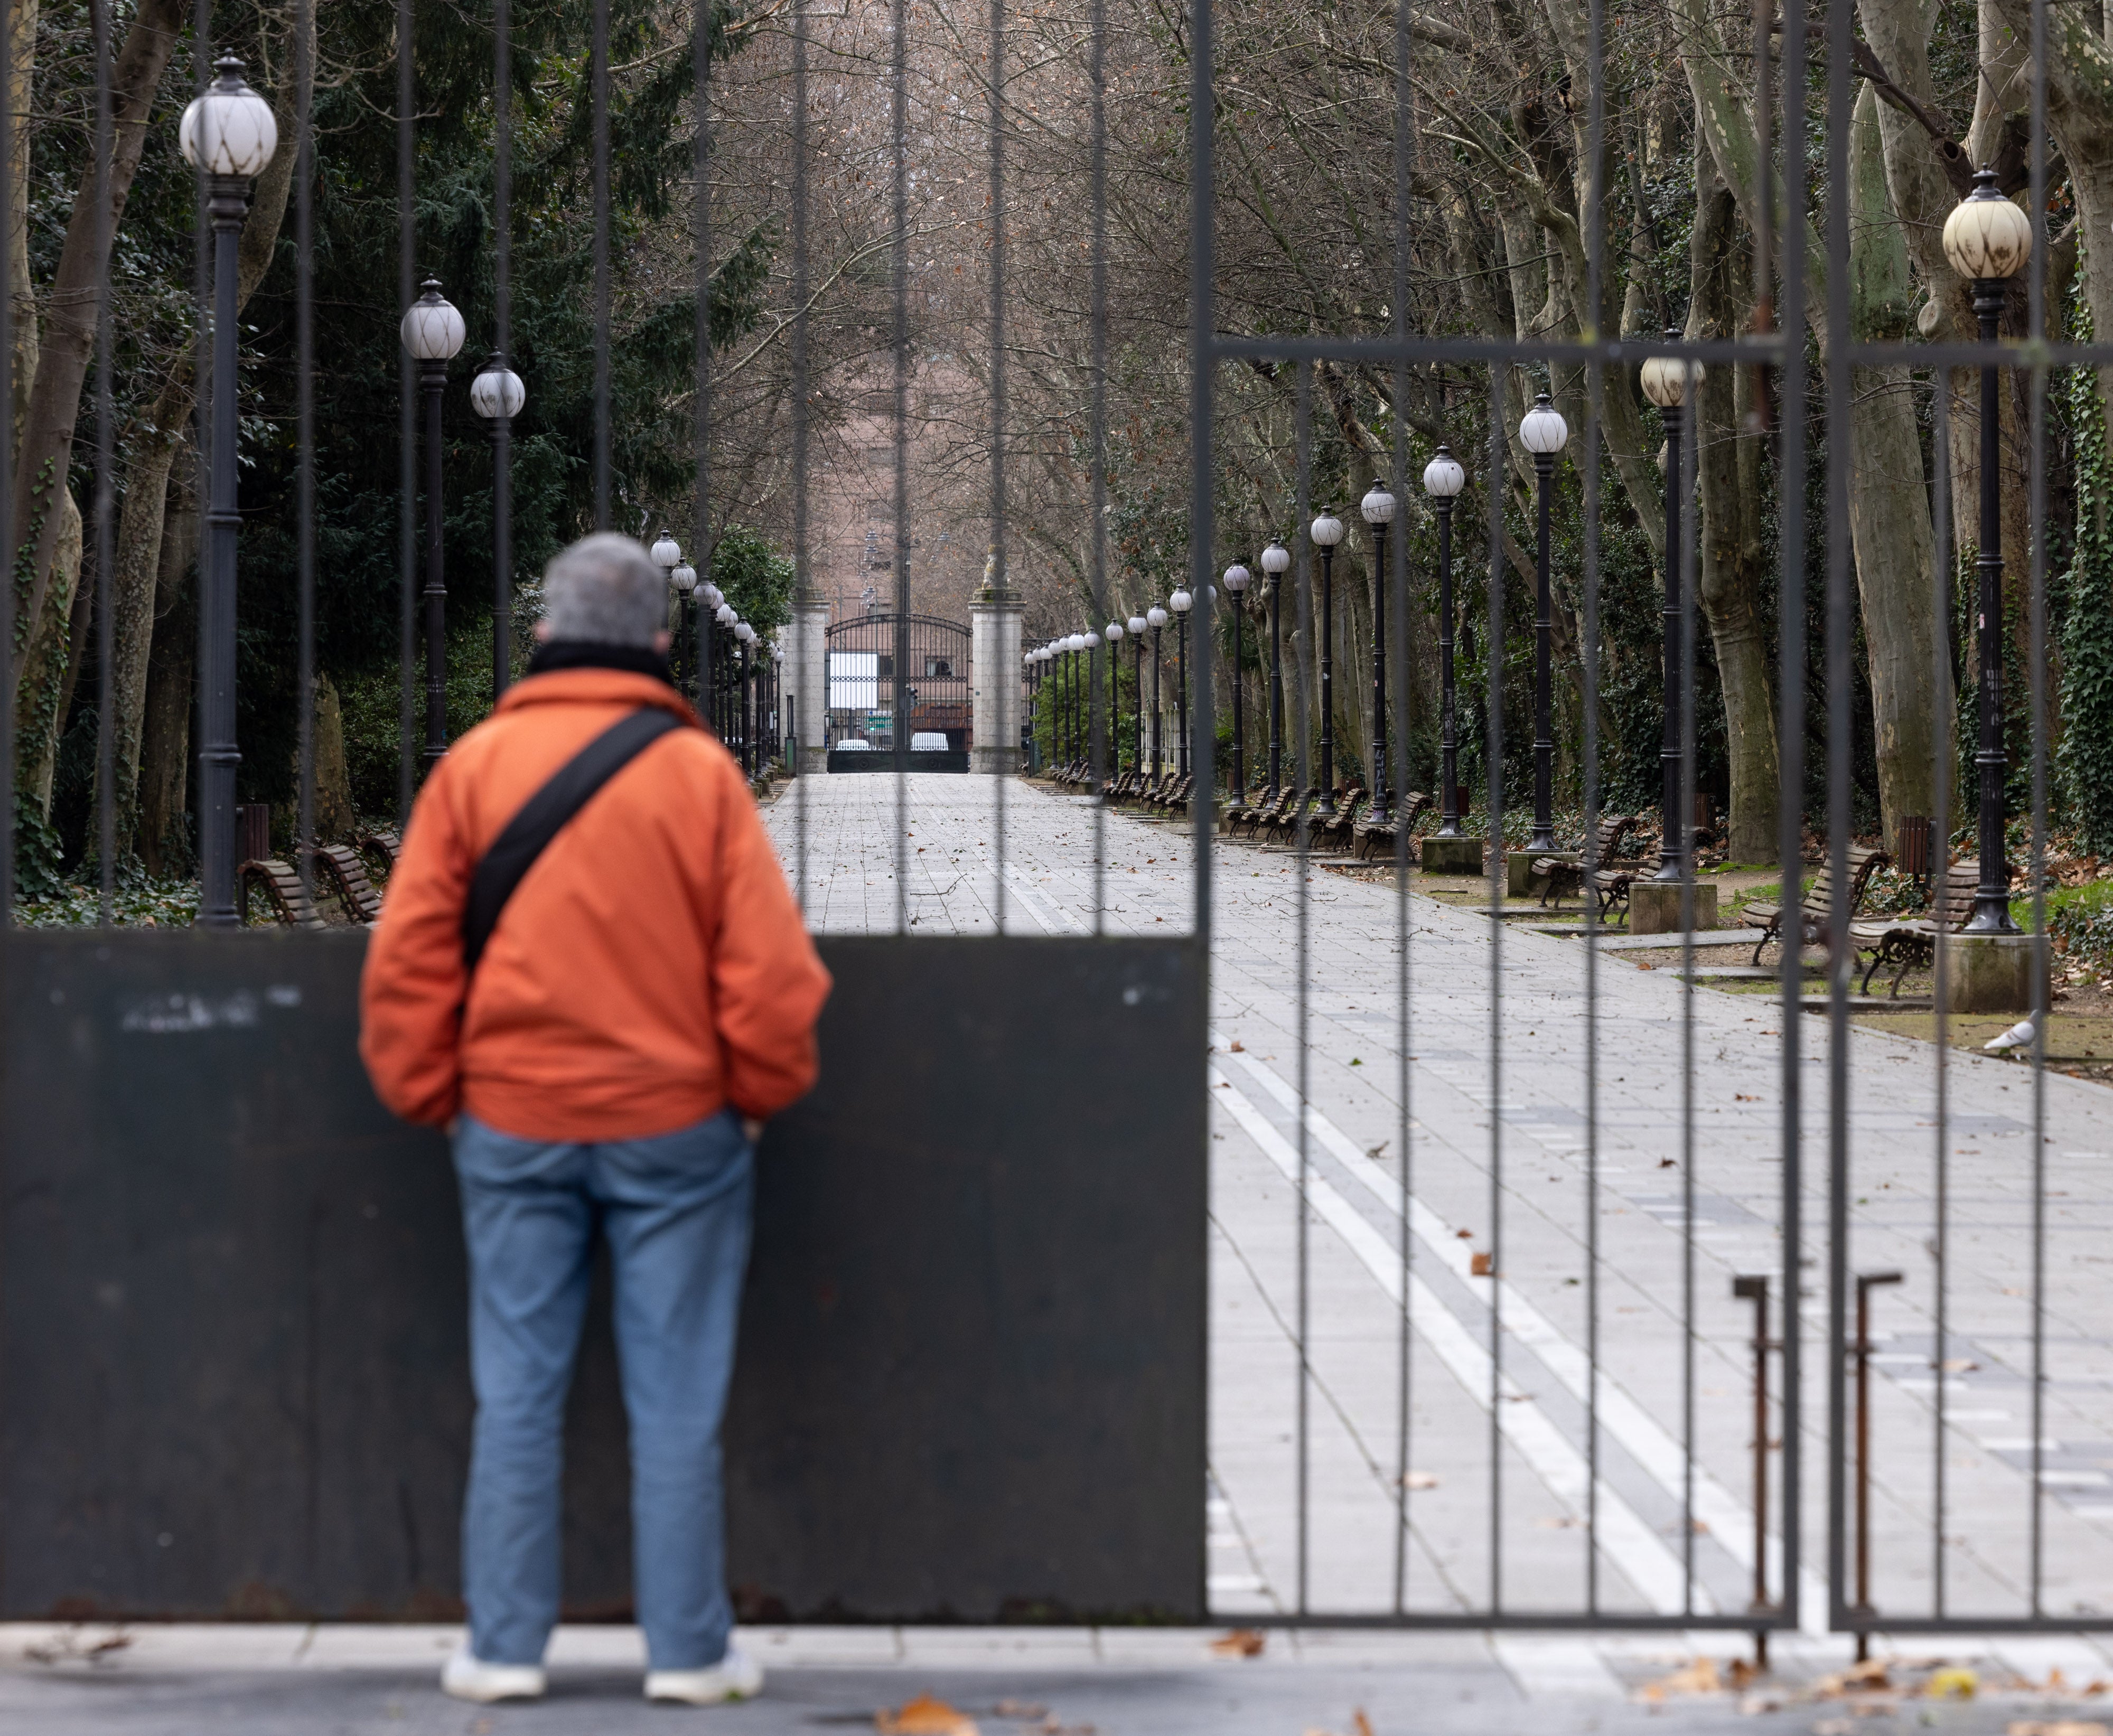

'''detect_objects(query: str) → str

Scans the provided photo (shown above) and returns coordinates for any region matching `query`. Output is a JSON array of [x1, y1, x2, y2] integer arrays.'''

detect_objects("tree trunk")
[[136, 508, 197, 875], [6, 0, 187, 684], [8, 0, 39, 439], [15, 489, 83, 814], [1688, 149, 1780, 863], [1847, 83, 1942, 847], [307, 672, 357, 842]]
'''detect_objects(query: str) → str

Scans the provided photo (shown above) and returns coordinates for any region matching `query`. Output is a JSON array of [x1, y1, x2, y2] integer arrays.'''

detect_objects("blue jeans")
[[452, 1110, 754, 1671]]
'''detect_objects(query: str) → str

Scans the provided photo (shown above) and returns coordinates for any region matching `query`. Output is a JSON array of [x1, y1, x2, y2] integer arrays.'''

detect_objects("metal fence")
[[0, 0, 2107, 1645]]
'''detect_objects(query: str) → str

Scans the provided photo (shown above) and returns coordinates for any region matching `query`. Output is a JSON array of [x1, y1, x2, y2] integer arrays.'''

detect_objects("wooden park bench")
[[308, 842, 384, 924], [1263, 787, 1321, 846], [1353, 789, 1433, 860], [1736, 843, 1891, 966], [238, 858, 329, 930], [1310, 791, 1369, 854], [1850, 860, 1992, 997], [356, 828, 403, 884], [1227, 785, 1289, 839], [1535, 813, 1640, 914]]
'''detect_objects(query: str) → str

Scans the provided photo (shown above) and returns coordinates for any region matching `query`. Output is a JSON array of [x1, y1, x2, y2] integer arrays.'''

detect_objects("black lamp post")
[[1310, 509, 1343, 814], [471, 356, 527, 700], [651, 530, 683, 671], [1148, 605, 1168, 781], [1104, 620, 1126, 781], [1072, 633, 1087, 768], [1360, 483, 1397, 823], [1641, 337, 1699, 882], [670, 562, 698, 697], [1260, 540, 1289, 801], [1127, 614, 1147, 777], [1423, 447, 1466, 834], [1943, 170, 2032, 932], [403, 280, 468, 764], [1221, 564, 1251, 799], [713, 600, 736, 739], [179, 55, 278, 926], [1171, 587, 1193, 778], [1518, 390, 1569, 854]]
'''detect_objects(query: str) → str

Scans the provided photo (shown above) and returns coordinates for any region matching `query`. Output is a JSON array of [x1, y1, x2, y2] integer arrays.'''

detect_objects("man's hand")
[[742, 1116, 764, 1144]]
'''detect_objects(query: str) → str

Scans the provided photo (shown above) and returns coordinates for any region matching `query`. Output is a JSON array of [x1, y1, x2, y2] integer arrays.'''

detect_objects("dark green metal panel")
[[0, 931, 1204, 1622]]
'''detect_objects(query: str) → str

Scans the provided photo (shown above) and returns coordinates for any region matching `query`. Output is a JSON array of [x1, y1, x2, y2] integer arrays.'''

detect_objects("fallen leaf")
[[1938, 1358, 1979, 1374], [877, 1692, 979, 1735], [1737, 1689, 1787, 1715], [1400, 1469, 1440, 1489], [1229, 1039, 1244, 1052], [1354, 1713, 1377, 1736], [1211, 1629, 1266, 1659], [1455, 1228, 1472, 1240], [1726, 1658, 1756, 1690], [1734, 1092, 1759, 1101], [1470, 1252, 1494, 1276], [1638, 962, 1655, 971], [2007, 1723, 2108, 1736], [1638, 1656, 1723, 1700]]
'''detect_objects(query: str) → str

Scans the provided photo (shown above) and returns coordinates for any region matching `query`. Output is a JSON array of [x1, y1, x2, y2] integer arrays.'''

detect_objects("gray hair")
[[540, 533, 666, 646]]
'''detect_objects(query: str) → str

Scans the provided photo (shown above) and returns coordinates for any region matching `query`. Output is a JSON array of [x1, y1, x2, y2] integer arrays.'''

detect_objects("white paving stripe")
[[1211, 1033, 1831, 1634], [1211, 1064, 1697, 1616]]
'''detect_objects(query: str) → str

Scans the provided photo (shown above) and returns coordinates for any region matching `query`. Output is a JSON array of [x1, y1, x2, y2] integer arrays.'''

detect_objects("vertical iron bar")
[[1678, 372, 1700, 1615], [1582, 0, 1606, 1609], [397, 0, 415, 821], [792, 0, 808, 905], [1485, 366, 1506, 1613], [93, 0, 113, 923], [1293, 358, 1313, 1617], [492, 0, 512, 701], [891, 0, 909, 925], [592, 0, 611, 528], [0, 0, 13, 919], [1089, 0, 1108, 927], [1929, 379, 1952, 1619], [696, 0, 716, 745], [2026, 0, 2050, 1619], [1390, 0, 1414, 1612], [1775, 0, 1808, 1632], [1824, 0, 1855, 1630], [296, 0, 316, 889], [1187, 0, 1213, 911], [990, 0, 1015, 925]]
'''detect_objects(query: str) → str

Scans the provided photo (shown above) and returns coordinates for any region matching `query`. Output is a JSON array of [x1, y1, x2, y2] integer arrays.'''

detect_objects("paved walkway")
[[765, 776, 2113, 1635], [5, 1621, 2110, 1733]]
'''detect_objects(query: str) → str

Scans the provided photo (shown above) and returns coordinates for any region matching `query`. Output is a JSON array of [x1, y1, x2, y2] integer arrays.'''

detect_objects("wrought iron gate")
[[822, 612, 973, 761]]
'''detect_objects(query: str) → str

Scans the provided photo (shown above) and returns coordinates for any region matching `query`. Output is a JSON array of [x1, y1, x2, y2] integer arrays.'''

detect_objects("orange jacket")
[[359, 667, 830, 1141]]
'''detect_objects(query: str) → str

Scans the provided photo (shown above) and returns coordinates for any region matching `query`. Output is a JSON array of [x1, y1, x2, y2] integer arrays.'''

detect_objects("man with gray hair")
[[361, 532, 830, 1709]]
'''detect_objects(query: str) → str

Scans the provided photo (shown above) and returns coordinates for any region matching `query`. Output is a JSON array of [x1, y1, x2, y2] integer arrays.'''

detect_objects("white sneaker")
[[441, 1647, 547, 1703], [644, 1644, 765, 1705]]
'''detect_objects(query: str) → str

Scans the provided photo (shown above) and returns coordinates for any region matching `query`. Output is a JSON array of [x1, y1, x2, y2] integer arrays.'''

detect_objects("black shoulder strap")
[[463, 707, 686, 974]]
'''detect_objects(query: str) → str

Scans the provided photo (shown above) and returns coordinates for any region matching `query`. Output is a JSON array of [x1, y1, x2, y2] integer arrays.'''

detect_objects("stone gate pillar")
[[792, 597, 830, 775], [970, 581, 1023, 775]]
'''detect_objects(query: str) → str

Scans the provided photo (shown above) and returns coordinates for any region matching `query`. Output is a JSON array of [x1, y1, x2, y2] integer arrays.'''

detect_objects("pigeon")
[[1983, 1018, 2035, 1053]]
